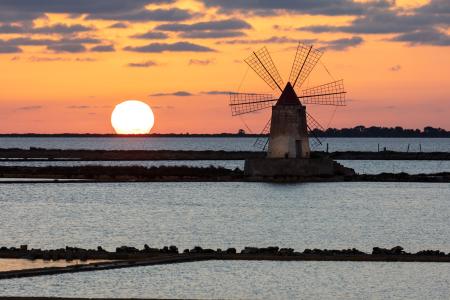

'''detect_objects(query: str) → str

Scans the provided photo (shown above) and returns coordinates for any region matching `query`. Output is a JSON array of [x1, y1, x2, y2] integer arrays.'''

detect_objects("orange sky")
[[0, 0, 449, 133]]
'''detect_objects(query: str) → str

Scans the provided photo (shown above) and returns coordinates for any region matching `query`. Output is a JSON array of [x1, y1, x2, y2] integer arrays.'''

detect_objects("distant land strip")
[[1, 126, 450, 138]]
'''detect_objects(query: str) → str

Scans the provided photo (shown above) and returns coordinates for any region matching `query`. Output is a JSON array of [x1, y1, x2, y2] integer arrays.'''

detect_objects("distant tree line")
[[311, 126, 450, 138], [1, 126, 449, 138]]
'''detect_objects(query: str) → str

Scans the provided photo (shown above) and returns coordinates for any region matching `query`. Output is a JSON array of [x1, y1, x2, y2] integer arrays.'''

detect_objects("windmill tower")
[[229, 43, 350, 177]]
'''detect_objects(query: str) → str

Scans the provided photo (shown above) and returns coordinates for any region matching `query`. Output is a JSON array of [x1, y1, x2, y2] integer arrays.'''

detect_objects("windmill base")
[[244, 157, 355, 178]]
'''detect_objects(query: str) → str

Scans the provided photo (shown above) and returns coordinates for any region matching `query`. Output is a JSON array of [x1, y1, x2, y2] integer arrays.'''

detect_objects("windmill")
[[229, 43, 346, 159]]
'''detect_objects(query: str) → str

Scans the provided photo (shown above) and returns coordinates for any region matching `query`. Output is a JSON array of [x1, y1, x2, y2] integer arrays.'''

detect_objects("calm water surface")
[[1, 181, 450, 299], [1, 137, 449, 152], [0, 182, 449, 252], [2, 261, 450, 299]]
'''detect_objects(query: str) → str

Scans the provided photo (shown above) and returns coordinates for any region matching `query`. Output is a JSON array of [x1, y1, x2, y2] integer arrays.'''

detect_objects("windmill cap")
[[276, 82, 301, 106]]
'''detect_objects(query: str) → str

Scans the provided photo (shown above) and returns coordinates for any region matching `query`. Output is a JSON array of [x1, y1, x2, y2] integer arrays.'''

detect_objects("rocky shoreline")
[[1, 245, 450, 280], [2, 244, 448, 261], [4, 244, 450, 260]]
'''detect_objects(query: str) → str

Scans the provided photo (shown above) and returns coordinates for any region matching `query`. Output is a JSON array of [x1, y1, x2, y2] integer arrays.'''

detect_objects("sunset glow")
[[0, 0, 449, 133]]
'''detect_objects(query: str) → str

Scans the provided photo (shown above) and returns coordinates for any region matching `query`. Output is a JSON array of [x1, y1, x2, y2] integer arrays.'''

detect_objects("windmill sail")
[[229, 92, 277, 116], [289, 43, 323, 89], [245, 47, 284, 92], [254, 118, 271, 150], [300, 80, 346, 106], [306, 112, 325, 149]]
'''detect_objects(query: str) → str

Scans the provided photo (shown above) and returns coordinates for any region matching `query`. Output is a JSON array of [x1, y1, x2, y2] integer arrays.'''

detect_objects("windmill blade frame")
[[289, 43, 323, 90], [308, 126, 324, 149], [254, 117, 271, 150], [229, 92, 277, 116], [245, 47, 284, 92], [306, 112, 326, 149], [300, 79, 346, 106]]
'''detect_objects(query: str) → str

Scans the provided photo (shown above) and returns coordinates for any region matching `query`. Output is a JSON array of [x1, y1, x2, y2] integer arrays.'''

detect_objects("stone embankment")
[[0, 165, 449, 182], [327, 151, 450, 160], [0, 165, 244, 182], [0, 148, 263, 161], [1, 148, 450, 161], [1, 244, 449, 262]]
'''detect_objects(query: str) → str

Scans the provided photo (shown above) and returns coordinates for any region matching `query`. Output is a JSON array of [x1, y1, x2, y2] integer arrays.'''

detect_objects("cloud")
[[390, 29, 450, 46], [198, 0, 392, 16], [180, 30, 245, 39], [416, 0, 450, 14], [67, 105, 90, 109], [0, 24, 25, 34], [28, 56, 69, 62], [109, 22, 129, 29], [74, 57, 97, 62], [188, 59, 213, 66], [16, 105, 43, 111], [155, 18, 252, 32], [152, 105, 175, 110], [153, 18, 251, 40], [321, 36, 364, 51], [217, 36, 362, 53], [124, 42, 215, 53], [202, 91, 232, 95], [0, 0, 193, 22], [0, 37, 102, 47], [13, 56, 97, 62], [390, 65, 401, 72], [217, 36, 308, 45], [300, 10, 445, 34], [299, 1, 450, 47], [87, 8, 196, 22], [127, 60, 159, 67], [90, 45, 115, 52], [0, 37, 109, 54], [150, 91, 193, 97], [47, 44, 86, 53], [0, 45, 22, 53], [132, 31, 169, 39], [31, 23, 93, 34]]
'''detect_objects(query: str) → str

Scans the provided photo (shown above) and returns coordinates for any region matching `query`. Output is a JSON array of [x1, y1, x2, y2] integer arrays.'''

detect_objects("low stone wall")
[[244, 157, 355, 177], [1, 244, 449, 262], [1, 245, 450, 280]]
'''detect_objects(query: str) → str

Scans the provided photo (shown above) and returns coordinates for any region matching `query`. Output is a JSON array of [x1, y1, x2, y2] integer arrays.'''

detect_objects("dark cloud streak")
[[155, 19, 251, 32], [16, 105, 43, 111], [0, 0, 187, 22], [198, 0, 392, 16], [150, 91, 194, 97], [299, 0, 450, 47], [91, 45, 115, 52], [132, 31, 169, 40], [125, 42, 215, 53], [127, 60, 159, 67]]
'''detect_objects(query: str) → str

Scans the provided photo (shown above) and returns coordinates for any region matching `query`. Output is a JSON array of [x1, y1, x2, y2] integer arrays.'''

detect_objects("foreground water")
[[1, 181, 450, 299], [1, 137, 449, 152], [2, 260, 450, 299], [1, 182, 449, 252]]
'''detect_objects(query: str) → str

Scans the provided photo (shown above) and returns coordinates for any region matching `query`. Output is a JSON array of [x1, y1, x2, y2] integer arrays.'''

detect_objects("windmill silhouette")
[[230, 43, 346, 159]]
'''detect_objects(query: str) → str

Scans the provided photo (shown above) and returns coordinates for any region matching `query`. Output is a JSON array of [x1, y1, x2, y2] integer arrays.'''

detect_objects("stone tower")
[[267, 82, 310, 159]]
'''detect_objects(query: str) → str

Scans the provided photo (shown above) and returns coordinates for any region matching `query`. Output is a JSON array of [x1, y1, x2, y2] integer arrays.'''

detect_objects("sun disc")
[[111, 100, 155, 134]]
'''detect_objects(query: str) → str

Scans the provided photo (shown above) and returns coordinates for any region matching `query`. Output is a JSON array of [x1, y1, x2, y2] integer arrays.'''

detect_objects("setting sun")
[[111, 100, 155, 134]]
